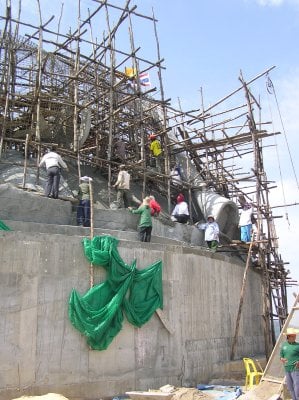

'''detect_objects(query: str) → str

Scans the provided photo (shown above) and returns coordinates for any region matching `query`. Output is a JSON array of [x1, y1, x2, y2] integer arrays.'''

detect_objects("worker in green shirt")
[[128, 197, 152, 242], [280, 327, 299, 400]]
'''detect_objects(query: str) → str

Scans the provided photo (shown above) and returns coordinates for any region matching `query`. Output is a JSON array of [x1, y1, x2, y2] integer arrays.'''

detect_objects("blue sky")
[[5, 0, 299, 298], [133, 0, 299, 107]]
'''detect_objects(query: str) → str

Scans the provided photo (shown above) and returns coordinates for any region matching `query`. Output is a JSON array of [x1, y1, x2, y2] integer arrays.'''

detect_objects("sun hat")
[[283, 327, 299, 335], [207, 215, 215, 221], [80, 176, 92, 182]]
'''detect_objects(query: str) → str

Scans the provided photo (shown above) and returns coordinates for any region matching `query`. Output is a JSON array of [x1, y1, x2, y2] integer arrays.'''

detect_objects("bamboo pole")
[[35, 1, 43, 183], [105, 2, 115, 205], [128, 12, 146, 197], [73, 0, 81, 157], [89, 177, 94, 288], [0, 2, 12, 159], [22, 133, 30, 189], [230, 239, 254, 360], [152, 7, 171, 210]]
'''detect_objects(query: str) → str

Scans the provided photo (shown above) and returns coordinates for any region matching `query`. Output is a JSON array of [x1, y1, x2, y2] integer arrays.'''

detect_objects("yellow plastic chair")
[[243, 357, 263, 389]]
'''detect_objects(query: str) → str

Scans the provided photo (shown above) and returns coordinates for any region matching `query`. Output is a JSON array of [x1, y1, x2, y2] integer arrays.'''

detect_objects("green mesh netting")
[[68, 235, 163, 350], [0, 220, 11, 230]]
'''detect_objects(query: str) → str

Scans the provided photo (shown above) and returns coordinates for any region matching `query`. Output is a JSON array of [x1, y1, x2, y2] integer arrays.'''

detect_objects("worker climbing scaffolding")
[[149, 134, 163, 172]]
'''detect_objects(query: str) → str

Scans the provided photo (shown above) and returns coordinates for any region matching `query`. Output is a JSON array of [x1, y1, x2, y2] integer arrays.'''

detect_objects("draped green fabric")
[[0, 220, 11, 231], [68, 235, 163, 350]]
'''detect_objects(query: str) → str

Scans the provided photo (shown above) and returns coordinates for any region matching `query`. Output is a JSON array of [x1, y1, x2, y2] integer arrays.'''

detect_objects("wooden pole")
[[128, 12, 146, 197], [230, 239, 254, 360], [105, 2, 115, 205], [0, 2, 13, 159], [89, 177, 94, 288], [22, 133, 30, 189], [152, 8, 170, 205]]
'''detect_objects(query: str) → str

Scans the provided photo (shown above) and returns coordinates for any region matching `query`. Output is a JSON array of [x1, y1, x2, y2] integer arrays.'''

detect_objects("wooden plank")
[[155, 309, 175, 335]]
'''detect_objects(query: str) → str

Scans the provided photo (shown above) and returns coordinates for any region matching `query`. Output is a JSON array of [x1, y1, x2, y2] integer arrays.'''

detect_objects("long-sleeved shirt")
[[78, 182, 90, 200], [39, 151, 67, 170], [197, 221, 220, 242], [150, 139, 162, 157], [130, 205, 152, 228], [115, 170, 130, 190], [149, 199, 161, 216], [171, 201, 189, 216], [204, 221, 219, 242], [170, 169, 182, 186]]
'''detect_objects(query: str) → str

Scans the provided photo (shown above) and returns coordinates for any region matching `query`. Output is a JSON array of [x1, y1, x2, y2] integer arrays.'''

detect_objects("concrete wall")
[[0, 228, 265, 400], [0, 183, 73, 225], [0, 183, 205, 247]]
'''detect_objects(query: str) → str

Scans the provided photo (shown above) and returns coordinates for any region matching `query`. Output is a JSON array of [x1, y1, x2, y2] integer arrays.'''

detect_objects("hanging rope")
[[265, 74, 299, 227], [266, 74, 299, 191], [265, 77, 289, 227]]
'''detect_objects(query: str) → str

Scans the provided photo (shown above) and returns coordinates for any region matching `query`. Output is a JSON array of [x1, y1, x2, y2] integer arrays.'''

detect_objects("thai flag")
[[139, 72, 151, 86]]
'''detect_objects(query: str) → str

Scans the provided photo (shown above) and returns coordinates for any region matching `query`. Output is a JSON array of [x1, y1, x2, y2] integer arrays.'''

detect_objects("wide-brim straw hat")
[[283, 327, 299, 335]]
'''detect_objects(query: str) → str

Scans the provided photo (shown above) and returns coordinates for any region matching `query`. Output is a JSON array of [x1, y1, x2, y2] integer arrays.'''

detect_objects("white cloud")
[[254, 0, 299, 6], [256, 0, 284, 5]]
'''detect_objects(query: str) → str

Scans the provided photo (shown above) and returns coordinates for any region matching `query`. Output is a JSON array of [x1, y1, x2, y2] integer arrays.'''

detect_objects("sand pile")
[[238, 380, 282, 399], [172, 387, 213, 400], [12, 394, 69, 400]]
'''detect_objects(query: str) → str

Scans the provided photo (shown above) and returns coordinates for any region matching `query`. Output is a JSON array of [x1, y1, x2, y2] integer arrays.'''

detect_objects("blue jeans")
[[77, 199, 91, 227], [240, 224, 252, 242], [286, 371, 299, 400]]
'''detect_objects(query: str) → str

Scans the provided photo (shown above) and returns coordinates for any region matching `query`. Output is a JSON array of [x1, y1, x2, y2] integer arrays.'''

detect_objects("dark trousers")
[[174, 214, 189, 224], [116, 188, 131, 208], [77, 199, 91, 227], [138, 226, 152, 242], [207, 240, 218, 252], [46, 166, 60, 198]]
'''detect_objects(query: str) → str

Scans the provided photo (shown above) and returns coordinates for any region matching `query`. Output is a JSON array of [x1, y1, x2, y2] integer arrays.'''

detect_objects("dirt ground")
[[12, 394, 70, 400], [11, 389, 214, 400], [172, 388, 213, 400], [238, 380, 282, 399]]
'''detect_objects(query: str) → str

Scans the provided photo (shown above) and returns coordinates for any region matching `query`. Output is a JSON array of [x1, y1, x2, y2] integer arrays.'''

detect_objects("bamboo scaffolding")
[[0, 0, 294, 358]]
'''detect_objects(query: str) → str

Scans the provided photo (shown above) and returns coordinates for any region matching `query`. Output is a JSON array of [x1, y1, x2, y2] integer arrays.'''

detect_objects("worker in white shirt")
[[113, 164, 132, 208], [171, 193, 189, 223], [39, 146, 68, 199], [239, 203, 255, 242], [196, 215, 220, 252]]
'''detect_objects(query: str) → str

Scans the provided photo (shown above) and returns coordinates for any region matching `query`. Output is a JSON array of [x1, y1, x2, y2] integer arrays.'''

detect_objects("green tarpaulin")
[[68, 235, 163, 350], [0, 220, 11, 231]]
